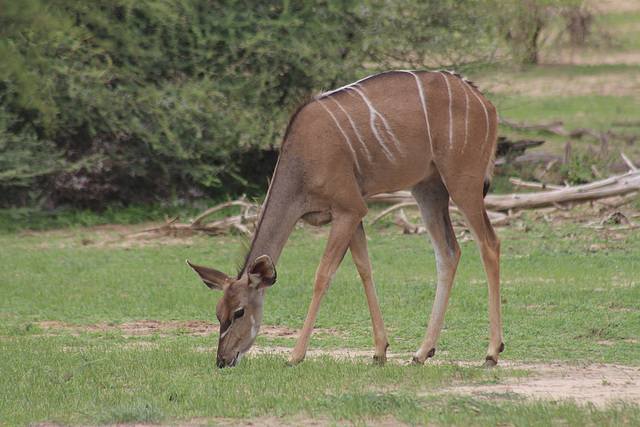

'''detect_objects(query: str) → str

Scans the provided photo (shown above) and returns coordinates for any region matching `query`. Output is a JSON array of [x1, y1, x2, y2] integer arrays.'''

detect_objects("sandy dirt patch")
[[437, 362, 640, 409], [18, 224, 204, 249], [36, 319, 217, 337], [35, 321, 342, 340]]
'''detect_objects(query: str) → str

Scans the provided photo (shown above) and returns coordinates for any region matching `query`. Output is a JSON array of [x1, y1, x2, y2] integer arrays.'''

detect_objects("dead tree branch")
[[485, 170, 640, 211], [137, 196, 261, 237], [369, 170, 640, 213]]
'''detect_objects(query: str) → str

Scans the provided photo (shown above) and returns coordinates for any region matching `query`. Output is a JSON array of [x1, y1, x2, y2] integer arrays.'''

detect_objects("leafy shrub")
[[1, 0, 503, 210], [559, 146, 611, 185]]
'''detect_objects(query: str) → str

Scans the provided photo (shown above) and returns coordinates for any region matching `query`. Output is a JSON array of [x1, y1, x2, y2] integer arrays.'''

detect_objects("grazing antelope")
[[188, 70, 503, 368]]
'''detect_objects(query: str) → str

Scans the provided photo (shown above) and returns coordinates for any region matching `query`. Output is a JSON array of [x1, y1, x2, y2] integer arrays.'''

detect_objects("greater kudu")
[[188, 70, 503, 367]]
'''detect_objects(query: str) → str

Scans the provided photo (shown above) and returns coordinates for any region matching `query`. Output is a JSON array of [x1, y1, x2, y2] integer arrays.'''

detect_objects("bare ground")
[[34, 321, 640, 409], [437, 362, 640, 409], [18, 223, 203, 249]]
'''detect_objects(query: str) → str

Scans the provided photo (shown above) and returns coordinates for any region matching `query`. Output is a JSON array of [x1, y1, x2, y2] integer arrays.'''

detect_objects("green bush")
[[1, 0, 502, 210]]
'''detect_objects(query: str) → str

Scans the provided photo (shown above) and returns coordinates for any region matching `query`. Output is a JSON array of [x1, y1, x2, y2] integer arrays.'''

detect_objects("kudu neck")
[[240, 172, 302, 275]]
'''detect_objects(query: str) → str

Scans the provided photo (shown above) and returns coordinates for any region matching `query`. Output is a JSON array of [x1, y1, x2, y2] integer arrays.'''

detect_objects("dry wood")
[[584, 211, 639, 230], [368, 160, 640, 220], [485, 170, 640, 211], [137, 196, 260, 237], [509, 178, 564, 191], [191, 197, 257, 227], [621, 152, 638, 172]]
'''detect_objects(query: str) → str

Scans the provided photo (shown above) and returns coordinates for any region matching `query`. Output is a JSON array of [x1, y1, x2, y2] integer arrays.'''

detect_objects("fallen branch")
[[584, 211, 639, 230], [621, 152, 638, 172], [371, 203, 510, 227], [485, 170, 640, 211], [392, 209, 425, 234], [136, 196, 261, 237], [368, 161, 640, 213], [596, 193, 640, 210], [509, 178, 564, 191], [191, 197, 258, 227], [371, 202, 418, 224]]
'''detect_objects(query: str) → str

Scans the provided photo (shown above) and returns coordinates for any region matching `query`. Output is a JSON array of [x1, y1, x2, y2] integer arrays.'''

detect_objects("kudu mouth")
[[216, 352, 239, 368]]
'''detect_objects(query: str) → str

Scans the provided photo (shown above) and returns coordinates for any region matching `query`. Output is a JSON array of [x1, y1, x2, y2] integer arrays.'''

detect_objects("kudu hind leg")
[[349, 222, 389, 363], [454, 197, 503, 366], [411, 179, 461, 364]]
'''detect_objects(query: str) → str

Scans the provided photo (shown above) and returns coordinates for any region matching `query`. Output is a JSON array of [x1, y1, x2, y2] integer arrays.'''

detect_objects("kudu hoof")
[[410, 356, 426, 366], [372, 355, 387, 365], [286, 355, 304, 367], [410, 347, 436, 365], [483, 357, 498, 367]]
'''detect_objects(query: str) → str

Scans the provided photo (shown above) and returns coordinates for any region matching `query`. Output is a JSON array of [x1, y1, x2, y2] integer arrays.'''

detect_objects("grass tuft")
[[86, 403, 164, 425]]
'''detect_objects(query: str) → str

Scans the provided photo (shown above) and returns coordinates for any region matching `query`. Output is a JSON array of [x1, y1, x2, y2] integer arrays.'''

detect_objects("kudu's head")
[[187, 256, 276, 367]]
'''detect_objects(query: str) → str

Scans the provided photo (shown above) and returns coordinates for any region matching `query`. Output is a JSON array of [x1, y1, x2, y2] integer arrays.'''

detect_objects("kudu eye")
[[233, 308, 245, 320]]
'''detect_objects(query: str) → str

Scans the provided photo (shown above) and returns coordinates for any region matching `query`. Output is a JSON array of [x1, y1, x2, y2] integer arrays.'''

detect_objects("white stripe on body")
[[461, 79, 490, 148], [439, 72, 454, 150], [329, 98, 373, 163], [459, 78, 471, 152], [347, 85, 399, 161], [318, 100, 362, 172], [402, 71, 434, 155], [319, 70, 491, 163], [320, 74, 377, 98]]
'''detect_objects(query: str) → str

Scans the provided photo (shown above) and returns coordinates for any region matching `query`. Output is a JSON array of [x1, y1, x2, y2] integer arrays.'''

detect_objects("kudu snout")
[[216, 353, 237, 368]]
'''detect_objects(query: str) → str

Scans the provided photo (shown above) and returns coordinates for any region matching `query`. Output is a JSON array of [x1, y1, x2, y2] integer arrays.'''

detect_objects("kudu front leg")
[[289, 213, 364, 365], [349, 222, 389, 363]]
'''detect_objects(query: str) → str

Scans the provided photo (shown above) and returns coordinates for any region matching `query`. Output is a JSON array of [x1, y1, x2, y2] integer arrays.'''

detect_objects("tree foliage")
[[493, 0, 595, 65], [0, 0, 542, 209]]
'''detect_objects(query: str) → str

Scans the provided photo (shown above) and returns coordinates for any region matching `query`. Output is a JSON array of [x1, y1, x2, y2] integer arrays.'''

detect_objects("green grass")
[[600, 11, 640, 51], [1, 214, 640, 425], [498, 93, 640, 130]]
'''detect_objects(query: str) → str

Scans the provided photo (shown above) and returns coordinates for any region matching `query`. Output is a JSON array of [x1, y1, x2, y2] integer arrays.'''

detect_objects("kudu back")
[[188, 70, 503, 367]]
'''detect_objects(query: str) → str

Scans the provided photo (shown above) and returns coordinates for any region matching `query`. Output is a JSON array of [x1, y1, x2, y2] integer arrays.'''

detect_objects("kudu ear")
[[186, 260, 230, 291], [248, 255, 277, 289]]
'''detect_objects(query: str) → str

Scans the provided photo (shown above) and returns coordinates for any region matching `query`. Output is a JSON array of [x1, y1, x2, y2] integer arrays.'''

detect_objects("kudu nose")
[[216, 354, 237, 368], [216, 355, 228, 368]]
